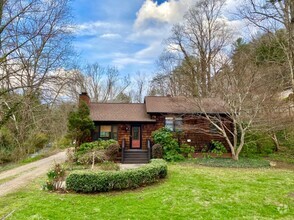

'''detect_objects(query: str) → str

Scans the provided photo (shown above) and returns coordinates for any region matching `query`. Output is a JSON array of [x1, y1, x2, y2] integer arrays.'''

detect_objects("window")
[[165, 117, 183, 132], [175, 117, 183, 131], [99, 125, 118, 140], [165, 117, 174, 131], [100, 125, 111, 138]]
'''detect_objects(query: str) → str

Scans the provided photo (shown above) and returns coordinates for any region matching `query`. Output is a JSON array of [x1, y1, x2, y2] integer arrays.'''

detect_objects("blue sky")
[[70, 0, 240, 77], [70, 0, 194, 76]]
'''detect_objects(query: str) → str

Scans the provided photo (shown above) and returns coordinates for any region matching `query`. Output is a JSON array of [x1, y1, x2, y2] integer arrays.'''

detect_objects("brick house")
[[80, 93, 233, 163]]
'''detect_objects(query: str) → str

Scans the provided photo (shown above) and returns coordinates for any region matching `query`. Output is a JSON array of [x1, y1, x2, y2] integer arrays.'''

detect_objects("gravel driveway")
[[0, 151, 67, 197]]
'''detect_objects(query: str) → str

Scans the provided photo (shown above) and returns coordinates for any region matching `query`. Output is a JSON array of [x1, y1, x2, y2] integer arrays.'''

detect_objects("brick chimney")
[[79, 92, 90, 105]]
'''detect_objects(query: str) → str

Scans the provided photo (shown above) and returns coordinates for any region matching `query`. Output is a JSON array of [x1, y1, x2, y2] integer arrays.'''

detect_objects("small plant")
[[180, 143, 194, 158], [210, 140, 227, 156], [152, 144, 163, 159], [44, 163, 66, 191]]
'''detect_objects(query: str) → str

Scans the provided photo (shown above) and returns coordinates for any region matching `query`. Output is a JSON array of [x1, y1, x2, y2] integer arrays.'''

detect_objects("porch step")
[[123, 150, 149, 164]]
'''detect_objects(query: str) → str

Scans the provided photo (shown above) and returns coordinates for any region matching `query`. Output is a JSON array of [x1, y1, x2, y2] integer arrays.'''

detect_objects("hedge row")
[[66, 159, 167, 193]]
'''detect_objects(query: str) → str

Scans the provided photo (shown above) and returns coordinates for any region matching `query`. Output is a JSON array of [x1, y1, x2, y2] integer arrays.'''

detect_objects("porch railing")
[[121, 139, 125, 163], [147, 139, 151, 161]]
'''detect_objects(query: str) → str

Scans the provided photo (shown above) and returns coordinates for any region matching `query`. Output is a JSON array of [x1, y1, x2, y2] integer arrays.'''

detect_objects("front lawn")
[[0, 164, 293, 219]]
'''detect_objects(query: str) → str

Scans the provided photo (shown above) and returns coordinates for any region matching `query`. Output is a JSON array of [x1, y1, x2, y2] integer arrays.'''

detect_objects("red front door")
[[131, 126, 141, 149]]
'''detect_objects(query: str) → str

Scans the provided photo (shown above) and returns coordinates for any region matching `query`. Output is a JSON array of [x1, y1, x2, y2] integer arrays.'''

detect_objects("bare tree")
[[194, 44, 270, 160], [0, 0, 73, 160], [240, 0, 294, 92], [65, 63, 130, 103], [133, 72, 146, 103], [166, 0, 233, 97]]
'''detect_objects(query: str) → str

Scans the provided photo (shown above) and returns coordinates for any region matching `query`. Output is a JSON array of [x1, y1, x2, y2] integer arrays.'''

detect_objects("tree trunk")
[[289, 0, 294, 92], [232, 153, 239, 161], [271, 132, 280, 152]]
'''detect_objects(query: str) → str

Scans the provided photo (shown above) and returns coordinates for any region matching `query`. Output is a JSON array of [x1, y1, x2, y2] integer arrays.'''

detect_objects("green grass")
[[20, 155, 45, 164], [0, 164, 293, 219], [191, 157, 271, 168]]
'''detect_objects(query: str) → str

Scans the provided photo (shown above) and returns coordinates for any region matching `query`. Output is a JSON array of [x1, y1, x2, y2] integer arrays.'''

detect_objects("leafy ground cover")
[[0, 164, 293, 219], [191, 157, 271, 168]]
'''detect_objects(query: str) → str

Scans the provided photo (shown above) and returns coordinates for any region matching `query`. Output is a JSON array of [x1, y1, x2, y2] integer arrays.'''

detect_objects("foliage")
[[210, 140, 227, 156], [241, 131, 275, 158], [76, 139, 118, 156], [24, 132, 49, 154], [192, 158, 270, 168], [76, 150, 107, 165], [267, 129, 294, 164], [104, 143, 120, 161], [74, 140, 119, 165], [66, 159, 167, 193], [152, 144, 163, 159], [44, 164, 66, 191], [0, 127, 15, 164], [67, 101, 95, 147], [152, 128, 184, 162], [55, 137, 72, 149], [254, 30, 287, 65], [180, 143, 194, 158]]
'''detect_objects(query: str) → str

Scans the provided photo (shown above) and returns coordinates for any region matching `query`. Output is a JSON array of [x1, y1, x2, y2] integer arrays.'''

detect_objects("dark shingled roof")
[[145, 96, 227, 114], [89, 103, 155, 122]]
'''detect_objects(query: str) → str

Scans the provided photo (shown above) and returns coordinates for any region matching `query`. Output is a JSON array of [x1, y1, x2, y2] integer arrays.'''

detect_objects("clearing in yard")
[[0, 164, 293, 219]]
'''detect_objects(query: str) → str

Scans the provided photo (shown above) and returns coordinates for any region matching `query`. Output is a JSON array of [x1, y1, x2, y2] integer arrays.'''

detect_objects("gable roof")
[[89, 103, 155, 122], [145, 96, 226, 114]]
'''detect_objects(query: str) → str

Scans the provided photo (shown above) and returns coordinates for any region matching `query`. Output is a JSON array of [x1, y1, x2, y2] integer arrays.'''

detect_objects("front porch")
[[121, 139, 152, 164]]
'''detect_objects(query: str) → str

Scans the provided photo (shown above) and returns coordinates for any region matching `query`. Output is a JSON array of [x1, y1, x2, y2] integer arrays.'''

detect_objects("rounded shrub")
[[152, 144, 163, 159], [66, 159, 167, 193]]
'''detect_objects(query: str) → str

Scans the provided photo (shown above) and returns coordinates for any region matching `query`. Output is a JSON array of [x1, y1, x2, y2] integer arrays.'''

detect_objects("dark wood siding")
[[92, 114, 233, 152], [150, 113, 233, 152]]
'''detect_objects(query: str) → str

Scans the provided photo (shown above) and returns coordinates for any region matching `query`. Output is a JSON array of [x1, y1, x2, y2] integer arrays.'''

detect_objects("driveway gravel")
[[0, 151, 67, 197]]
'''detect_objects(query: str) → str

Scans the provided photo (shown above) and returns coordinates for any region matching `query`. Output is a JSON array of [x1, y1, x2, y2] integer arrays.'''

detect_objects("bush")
[[152, 128, 184, 162], [75, 139, 119, 164], [24, 132, 49, 153], [241, 132, 275, 158], [210, 140, 227, 156], [77, 139, 117, 156], [44, 163, 66, 191], [0, 127, 16, 164], [66, 159, 167, 193], [77, 150, 107, 165], [152, 144, 163, 159], [105, 143, 120, 161], [56, 137, 72, 149], [180, 143, 194, 158]]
